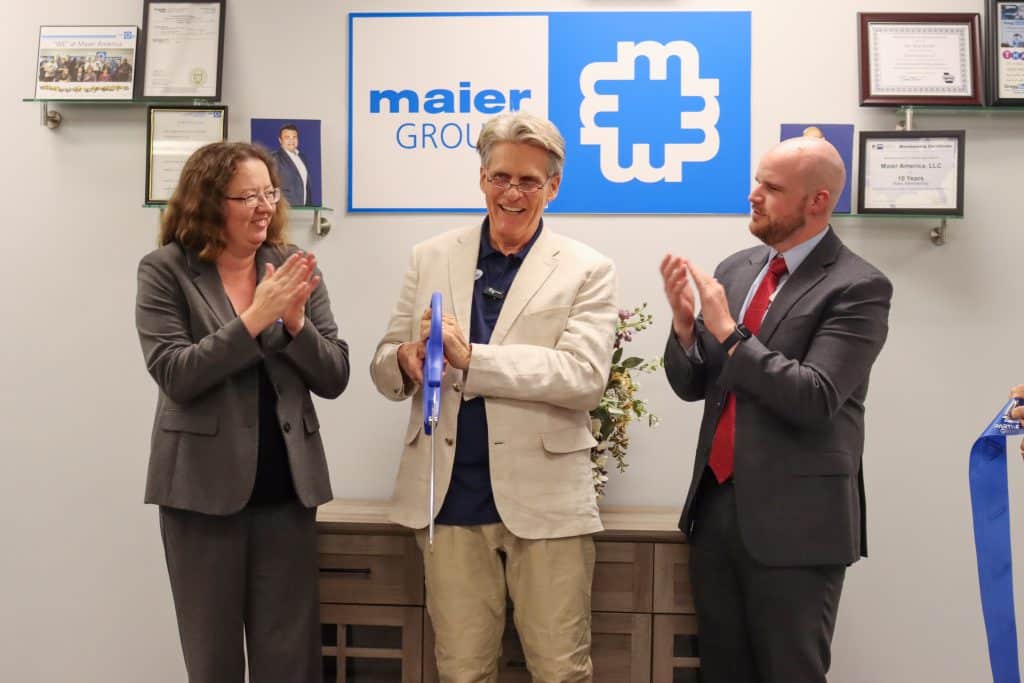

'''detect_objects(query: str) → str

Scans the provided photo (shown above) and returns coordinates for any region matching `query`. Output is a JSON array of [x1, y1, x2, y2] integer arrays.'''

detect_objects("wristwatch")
[[721, 323, 751, 352]]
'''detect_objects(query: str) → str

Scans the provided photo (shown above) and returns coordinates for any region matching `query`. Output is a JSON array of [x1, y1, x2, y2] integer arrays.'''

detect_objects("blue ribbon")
[[970, 398, 1023, 683]]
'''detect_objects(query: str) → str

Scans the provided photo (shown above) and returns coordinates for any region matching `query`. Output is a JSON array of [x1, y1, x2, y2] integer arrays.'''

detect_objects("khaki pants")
[[416, 524, 596, 683]]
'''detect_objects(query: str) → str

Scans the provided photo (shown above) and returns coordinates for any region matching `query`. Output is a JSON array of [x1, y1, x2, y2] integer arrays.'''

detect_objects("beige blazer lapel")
[[448, 226, 481, 331], [490, 228, 558, 346]]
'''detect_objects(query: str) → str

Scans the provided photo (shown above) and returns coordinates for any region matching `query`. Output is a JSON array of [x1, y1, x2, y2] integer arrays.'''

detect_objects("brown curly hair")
[[158, 141, 289, 261]]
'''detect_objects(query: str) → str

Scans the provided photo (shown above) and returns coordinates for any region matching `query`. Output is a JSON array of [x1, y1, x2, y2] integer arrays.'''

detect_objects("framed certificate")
[[146, 105, 228, 204], [136, 0, 225, 100], [35, 26, 138, 100], [857, 130, 965, 216], [987, 1, 1024, 104], [858, 13, 983, 106]]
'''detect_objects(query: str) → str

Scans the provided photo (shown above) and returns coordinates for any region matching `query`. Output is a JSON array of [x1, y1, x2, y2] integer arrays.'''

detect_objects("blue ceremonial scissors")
[[422, 292, 444, 548]]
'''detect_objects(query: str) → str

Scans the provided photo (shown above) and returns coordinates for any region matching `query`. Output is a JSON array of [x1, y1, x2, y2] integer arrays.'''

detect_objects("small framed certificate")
[[35, 26, 138, 100], [987, 1, 1024, 104], [137, 0, 225, 100], [146, 105, 228, 204], [857, 130, 965, 216], [858, 13, 983, 106]]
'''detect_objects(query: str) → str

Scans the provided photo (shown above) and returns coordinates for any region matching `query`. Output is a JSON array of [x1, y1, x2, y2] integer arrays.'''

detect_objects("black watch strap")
[[722, 323, 751, 351]]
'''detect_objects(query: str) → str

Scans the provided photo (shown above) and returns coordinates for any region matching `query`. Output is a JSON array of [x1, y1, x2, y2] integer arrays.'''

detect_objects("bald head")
[[767, 137, 846, 212]]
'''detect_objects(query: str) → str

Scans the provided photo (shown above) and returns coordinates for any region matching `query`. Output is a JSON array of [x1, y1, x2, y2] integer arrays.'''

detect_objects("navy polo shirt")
[[435, 218, 543, 526]]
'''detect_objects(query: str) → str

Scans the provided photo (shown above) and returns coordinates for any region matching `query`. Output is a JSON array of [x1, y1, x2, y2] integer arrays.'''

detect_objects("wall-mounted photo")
[[780, 123, 854, 214], [250, 118, 323, 207], [36, 25, 137, 100]]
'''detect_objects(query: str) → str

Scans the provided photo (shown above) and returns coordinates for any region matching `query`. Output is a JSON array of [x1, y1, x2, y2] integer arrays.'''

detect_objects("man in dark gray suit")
[[660, 136, 893, 683]]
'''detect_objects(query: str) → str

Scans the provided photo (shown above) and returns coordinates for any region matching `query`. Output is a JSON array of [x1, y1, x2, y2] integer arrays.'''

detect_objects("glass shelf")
[[142, 204, 333, 212], [289, 206, 334, 213], [833, 212, 962, 220], [833, 213, 955, 246], [24, 97, 216, 105], [897, 104, 1024, 113], [25, 96, 221, 129], [142, 204, 335, 237]]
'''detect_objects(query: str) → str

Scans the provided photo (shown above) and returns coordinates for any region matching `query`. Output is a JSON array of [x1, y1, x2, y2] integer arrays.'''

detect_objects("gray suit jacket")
[[665, 228, 892, 566], [136, 242, 349, 515]]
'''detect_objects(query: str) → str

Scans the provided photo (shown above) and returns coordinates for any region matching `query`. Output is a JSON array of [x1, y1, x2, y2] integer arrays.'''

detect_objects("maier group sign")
[[349, 12, 751, 214]]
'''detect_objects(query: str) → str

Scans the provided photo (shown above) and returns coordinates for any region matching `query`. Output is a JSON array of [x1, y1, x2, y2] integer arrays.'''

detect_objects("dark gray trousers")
[[159, 501, 320, 683], [690, 479, 846, 683]]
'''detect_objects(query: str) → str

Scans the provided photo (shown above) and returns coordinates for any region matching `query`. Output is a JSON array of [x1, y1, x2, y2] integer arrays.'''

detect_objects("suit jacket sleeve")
[[135, 253, 263, 404], [719, 273, 893, 428], [663, 326, 710, 402], [462, 257, 618, 411], [370, 249, 420, 402]]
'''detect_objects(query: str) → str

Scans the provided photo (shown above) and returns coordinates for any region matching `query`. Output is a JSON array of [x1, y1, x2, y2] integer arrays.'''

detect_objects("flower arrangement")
[[590, 303, 663, 498]]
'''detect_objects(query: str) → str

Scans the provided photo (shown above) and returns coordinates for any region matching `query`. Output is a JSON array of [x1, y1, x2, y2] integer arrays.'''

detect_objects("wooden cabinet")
[[317, 501, 698, 682]]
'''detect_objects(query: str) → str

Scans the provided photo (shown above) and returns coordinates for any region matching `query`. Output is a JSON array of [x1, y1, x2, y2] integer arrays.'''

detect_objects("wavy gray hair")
[[476, 111, 565, 178]]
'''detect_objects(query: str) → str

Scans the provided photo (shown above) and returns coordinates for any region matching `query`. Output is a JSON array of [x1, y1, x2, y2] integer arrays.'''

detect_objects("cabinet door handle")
[[322, 567, 372, 576]]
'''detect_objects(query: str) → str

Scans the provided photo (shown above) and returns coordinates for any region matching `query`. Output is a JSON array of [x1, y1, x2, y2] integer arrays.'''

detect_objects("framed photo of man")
[[35, 26, 138, 100], [987, 1, 1024, 104], [136, 0, 225, 100], [780, 124, 855, 214], [858, 13, 983, 106], [145, 105, 228, 204], [857, 130, 965, 216], [251, 118, 323, 207]]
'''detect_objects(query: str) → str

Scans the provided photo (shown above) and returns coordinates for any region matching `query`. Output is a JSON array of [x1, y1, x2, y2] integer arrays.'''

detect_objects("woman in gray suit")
[[135, 142, 349, 683]]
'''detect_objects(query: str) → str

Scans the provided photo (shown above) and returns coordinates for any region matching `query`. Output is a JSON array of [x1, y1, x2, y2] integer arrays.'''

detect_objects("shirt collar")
[[771, 225, 831, 275], [479, 217, 544, 262]]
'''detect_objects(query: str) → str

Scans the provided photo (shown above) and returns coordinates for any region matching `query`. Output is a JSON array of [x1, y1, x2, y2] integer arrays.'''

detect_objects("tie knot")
[[768, 256, 788, 277]]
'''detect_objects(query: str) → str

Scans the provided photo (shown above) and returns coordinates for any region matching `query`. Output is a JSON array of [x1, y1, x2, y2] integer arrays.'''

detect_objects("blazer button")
[[452, 383, 462, 392], [445, 437, 454, 446], [282, 422, 292, 433]]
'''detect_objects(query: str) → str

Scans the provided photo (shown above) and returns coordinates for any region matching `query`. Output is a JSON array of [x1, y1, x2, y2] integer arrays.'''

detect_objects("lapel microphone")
[[483, 286, 505, 301]]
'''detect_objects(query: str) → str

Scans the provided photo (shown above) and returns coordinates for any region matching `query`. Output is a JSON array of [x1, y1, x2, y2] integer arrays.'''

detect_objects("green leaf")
[[612, 347, 623, 364], [621, 357, 643, 368]]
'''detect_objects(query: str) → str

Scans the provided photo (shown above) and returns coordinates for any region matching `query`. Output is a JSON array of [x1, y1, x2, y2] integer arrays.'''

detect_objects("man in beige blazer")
[[371, 111, 617, 683]]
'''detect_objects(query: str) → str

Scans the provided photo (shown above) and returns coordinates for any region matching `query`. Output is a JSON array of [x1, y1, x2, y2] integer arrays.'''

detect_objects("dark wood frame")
[[858, 12, 983, 106], [986, 0, 1024, 105], [135, 0, 226, 101], [145, 105, 228, 204], [856, 129, 966, 216]]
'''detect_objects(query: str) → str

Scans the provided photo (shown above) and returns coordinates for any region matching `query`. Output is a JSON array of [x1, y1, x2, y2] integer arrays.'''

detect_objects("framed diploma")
[[145, 105, 228, 204], [858, 13, 983, 106], [35, 26, 138, 100], [987, 1, 1024, 104], [857, 130, 965, 216], [137, 0, 225, 100]]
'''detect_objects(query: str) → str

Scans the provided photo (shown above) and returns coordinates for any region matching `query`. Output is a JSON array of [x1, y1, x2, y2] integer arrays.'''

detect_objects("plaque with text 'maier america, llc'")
[[857, 130, 965, 216]]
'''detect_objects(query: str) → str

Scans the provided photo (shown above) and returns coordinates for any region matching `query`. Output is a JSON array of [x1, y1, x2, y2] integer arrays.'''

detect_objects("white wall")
[[2, 1, 1021, 681]]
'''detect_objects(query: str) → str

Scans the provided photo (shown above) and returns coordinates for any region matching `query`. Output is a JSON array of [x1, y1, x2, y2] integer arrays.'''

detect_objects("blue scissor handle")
[[423, 292, 444, 435]]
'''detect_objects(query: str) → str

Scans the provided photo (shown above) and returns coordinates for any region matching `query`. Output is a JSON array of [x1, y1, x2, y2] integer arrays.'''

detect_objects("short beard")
[[750, 212, 805, 246]]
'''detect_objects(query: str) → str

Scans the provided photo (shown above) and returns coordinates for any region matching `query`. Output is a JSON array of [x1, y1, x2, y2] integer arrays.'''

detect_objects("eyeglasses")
[[224, 187, 282, 208], [485, 175, 550, 194]]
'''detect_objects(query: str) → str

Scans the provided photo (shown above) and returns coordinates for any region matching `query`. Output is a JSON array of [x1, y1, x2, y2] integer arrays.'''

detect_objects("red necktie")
[[707, 256, 788, 483]]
